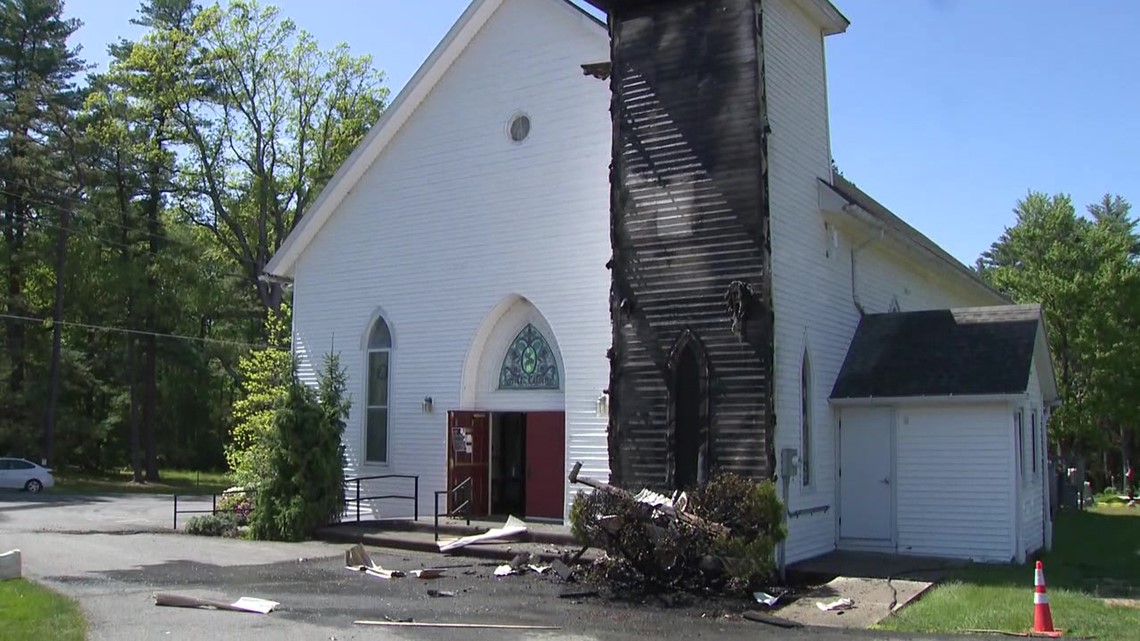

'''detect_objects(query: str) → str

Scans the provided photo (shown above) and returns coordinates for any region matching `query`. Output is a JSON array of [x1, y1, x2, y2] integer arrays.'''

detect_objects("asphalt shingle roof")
[[830, 305, 1042, 399]]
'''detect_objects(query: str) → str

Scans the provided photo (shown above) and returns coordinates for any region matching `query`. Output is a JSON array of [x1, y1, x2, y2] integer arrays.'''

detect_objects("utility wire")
[[0, 312, 285, 351]]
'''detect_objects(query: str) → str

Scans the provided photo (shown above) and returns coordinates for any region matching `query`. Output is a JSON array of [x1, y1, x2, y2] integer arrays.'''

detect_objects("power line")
[[0, 312, 285, 351]]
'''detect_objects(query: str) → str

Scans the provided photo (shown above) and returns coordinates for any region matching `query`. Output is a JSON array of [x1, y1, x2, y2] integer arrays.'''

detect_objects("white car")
[[0, 458, 54, 493]]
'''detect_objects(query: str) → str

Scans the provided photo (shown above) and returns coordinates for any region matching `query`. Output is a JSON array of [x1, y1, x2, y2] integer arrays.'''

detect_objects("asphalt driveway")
[[1, 492, 968, 640]]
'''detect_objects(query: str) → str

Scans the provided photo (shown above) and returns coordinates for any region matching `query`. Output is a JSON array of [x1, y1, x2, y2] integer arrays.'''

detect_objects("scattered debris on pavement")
[[410, 569, 447, 580], [426, 589, 457, 598], [816, 597, 855, 612], [551, 559, 575, 582], [754, 591, 780, 607], [0, 549, 21, 581], [437, 515, 528, 553], [355, 620, 561, 630], [490, 551, 554, 578], [345, 544, 447, 580], [153, 593, 279, 614]]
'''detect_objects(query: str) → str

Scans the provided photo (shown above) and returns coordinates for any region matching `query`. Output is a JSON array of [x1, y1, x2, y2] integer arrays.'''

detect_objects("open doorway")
[[449, 410, 566, 521], [491, 412, 526, 516]]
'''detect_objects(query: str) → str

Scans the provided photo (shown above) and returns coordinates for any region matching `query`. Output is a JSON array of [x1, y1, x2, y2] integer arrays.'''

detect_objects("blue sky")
[[66, 0, 1138, 265]]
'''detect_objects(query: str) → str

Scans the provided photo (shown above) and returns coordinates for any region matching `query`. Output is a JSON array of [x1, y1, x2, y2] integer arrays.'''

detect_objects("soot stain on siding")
[[603, 0, 775, 491]]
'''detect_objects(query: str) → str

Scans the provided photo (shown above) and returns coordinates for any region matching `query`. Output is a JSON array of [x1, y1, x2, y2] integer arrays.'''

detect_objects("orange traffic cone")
[[1032, 560, 1063, 637]]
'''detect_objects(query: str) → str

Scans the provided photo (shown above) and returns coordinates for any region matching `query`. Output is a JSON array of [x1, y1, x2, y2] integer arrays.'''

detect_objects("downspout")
[[847, 204, 885, 317]]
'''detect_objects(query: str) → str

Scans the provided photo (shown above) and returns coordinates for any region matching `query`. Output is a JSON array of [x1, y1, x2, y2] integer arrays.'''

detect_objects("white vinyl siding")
[[765, 0, 1004, 564], [895, 404, 1014, 562], [1020, 360, 1046, 554], [290, 0, 610, 520]]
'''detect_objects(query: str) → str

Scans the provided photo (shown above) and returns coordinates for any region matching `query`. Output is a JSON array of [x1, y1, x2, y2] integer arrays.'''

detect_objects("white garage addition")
[[830, 306, 1058, 563]]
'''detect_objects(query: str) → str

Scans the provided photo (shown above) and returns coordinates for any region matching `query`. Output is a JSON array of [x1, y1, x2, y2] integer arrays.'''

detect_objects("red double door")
[[447, 411, 565, 520]]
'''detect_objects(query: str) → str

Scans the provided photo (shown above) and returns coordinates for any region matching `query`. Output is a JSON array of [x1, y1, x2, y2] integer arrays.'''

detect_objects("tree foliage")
[[977, 192, 1140, 478], [0, 0, 386, 475], [225, 304, 291, 488]]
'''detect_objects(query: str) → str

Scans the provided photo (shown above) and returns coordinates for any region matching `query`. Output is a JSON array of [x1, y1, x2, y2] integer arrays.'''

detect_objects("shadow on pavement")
[[0, 493, 112, 512]]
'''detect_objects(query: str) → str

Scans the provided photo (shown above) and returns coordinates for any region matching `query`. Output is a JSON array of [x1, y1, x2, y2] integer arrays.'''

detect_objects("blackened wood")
[[607, 0, 775, 491]]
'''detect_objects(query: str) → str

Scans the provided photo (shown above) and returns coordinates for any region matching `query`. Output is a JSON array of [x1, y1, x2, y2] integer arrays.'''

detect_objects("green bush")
[[691, 474, 786, 589], [185, 513, 240, 538], [248, 353, 348, 542]]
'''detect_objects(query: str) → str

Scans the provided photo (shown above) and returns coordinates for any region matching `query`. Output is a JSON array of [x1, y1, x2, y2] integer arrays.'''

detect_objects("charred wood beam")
[[581, 62, 612, 81]]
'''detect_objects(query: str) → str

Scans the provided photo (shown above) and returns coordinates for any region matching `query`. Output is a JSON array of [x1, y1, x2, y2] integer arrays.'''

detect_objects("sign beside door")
[[447, 412, 489, 516]]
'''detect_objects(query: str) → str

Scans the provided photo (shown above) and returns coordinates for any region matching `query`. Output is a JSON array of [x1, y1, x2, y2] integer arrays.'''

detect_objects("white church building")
[[265, 0, 1057, 568]]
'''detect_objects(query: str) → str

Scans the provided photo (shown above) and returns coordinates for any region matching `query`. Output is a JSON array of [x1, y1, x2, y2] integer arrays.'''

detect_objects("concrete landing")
[[772, 576, 935, 629], [788, 550, 965, 583], [775, 550, 960, 629]]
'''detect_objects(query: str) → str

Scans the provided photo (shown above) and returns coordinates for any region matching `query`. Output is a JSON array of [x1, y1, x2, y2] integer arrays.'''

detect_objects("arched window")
[[801, 349, 812, 486], [366, 316, 392, 463], [498, 323, 559, 390], [674, 342, 702, 489], [669, 330, 709, 491]]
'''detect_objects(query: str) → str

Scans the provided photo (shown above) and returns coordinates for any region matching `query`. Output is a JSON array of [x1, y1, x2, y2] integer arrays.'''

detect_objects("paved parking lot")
[[1, 492, 964, 640]]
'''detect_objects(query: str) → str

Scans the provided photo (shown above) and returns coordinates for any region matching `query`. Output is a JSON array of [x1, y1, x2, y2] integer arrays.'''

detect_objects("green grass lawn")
[[880, 506, 1140, 638], [0, 579, 86, 641], [52, 468, 231, 495]]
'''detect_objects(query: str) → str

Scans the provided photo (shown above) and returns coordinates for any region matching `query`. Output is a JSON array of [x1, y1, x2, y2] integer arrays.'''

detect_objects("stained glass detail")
[[499, 324, 559, 390]]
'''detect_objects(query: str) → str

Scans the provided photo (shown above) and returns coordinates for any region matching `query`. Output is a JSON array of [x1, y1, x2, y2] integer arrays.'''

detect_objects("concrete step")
[[315, 523, 596, 564], [333, 517, 578, 546]]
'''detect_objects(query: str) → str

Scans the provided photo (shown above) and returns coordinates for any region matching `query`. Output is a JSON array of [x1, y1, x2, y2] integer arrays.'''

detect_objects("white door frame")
[[836, 406, 897, 552]]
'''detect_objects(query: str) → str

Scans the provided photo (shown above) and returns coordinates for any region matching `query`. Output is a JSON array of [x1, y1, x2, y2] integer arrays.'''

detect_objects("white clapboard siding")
[[895, 404, 1015, 562], [292, 0, 611, 521], [765, 0, 1007, 564]]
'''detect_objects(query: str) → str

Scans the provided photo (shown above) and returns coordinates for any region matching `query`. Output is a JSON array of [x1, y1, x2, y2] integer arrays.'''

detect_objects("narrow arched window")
[[366, 316, 392, 463], [801, 349, 812, 486]]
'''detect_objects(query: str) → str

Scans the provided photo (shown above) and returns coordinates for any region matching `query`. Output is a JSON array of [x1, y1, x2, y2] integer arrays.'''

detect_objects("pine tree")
[[249, 351, 348, 541], [0, 0, 86, 463]]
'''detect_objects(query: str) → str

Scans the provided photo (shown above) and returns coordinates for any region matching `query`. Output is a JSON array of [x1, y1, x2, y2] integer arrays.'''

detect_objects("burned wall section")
[[606, 0, 775, 491]]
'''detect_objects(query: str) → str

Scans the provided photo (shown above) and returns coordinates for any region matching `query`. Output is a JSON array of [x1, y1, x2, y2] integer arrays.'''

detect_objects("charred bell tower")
[[588, 0, 775, 491]]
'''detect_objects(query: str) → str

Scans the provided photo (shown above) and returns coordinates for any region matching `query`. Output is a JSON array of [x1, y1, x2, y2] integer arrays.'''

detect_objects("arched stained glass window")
[[499, 323, 559, 390]]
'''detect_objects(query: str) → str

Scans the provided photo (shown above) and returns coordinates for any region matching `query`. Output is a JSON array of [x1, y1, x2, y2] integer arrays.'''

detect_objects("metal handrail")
[[172, 488, 254, 530], [433, 476, 472, 541], [343, 474, 420, 523]]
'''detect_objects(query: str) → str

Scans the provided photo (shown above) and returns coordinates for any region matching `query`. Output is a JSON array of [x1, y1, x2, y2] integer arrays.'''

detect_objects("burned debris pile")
[[567, 463, 786, 596]]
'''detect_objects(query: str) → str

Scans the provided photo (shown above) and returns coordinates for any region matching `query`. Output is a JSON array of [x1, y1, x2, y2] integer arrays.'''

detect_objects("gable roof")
[[830, 304, 1058, 402], [263, 0, 605, 279], [824, 176, 1010, 304]]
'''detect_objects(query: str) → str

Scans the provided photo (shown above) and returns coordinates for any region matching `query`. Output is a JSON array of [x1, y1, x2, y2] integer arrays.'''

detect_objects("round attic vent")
[[508, 113, 531, 143]]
